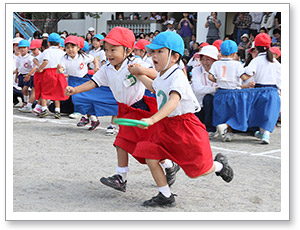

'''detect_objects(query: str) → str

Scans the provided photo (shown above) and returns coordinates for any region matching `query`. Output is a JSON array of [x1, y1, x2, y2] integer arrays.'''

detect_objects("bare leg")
[[145, 158, 168, 187], [116, 146, 128, 167]]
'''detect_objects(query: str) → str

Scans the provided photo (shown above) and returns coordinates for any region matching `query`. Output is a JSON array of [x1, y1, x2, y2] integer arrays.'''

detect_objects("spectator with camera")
[[205, 12, 221, 45]]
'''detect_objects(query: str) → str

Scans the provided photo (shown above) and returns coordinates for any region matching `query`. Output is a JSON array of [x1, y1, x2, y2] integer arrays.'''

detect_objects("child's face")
[[151, 47, 177, 73], [133, 48, 145, 58], [19, 47, 28, 56], [92, 38, 101, 49], [104, 42, 127, 67], [242, 37, 248, 43], [65, 43, 80, 58], [31, 48, 40, 56]]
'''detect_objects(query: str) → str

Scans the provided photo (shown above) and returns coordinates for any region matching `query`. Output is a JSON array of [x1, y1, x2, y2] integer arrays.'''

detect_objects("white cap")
[[167, 20, 174, 25], [13, 37, 23, 44], [42, 33, 49, 38], [241, 33, 249, 39], [88, 27, 95, 31], [60, 34, 66, 39], [199, 45, 219, 60]]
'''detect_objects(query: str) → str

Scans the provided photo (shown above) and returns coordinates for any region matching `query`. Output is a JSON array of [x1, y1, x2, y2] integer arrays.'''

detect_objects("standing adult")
[[249, 12, 264, 37], [88, 27, 96, 37], [28, 31, 41, 43], [178, 13, 193, 49], [233, 12, 252, 44], [260, 12, 275, 37], [205, 12, 221, 45]]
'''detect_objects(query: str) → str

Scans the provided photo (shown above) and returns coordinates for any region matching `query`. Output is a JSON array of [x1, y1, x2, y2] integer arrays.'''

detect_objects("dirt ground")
[[11, 108, 284, 220]]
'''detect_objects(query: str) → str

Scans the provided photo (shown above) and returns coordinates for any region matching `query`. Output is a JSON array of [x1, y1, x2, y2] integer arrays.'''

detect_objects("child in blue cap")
[[128, 31, 234, 207]]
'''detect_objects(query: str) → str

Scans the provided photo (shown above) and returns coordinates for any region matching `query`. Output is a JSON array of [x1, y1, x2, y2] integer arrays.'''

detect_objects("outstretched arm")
[[65, 80, 97, 96]]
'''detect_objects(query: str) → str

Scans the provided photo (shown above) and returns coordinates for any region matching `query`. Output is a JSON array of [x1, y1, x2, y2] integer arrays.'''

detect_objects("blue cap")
[[18, 40, 30, 48], [220, 40, 238, 56], [82, 41, 90, 52], [93, 34, 104, 41], [48, 33, 61, 43], [145, 31, 184, 56], [59, 38, 65, 47]]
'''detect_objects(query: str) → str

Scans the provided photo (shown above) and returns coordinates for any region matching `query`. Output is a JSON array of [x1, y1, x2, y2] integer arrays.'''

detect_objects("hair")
[[273, 29, 281, 35], [41, 39, 48, 50], [256, 46, 274, 62], [260, 27, 267, 33], [64, 43, 87, 58], [85, 32, 93, 42], [49, 41, 60, 46], [33, 31, 41, 38], [171, 50, 182, 64], [62, 30, 69, 37]]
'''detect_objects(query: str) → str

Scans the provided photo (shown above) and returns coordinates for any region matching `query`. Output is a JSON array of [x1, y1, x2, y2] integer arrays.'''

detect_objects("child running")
[[129, 31, 234, 207], [65, 27, 180, 193], [35, 32, 69, 118]]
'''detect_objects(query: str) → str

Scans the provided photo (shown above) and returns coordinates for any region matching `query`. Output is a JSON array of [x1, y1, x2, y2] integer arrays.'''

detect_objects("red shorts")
[[132, 113, 214, 177], [113, 96, 158, 164], [34, 68, 69, 101]]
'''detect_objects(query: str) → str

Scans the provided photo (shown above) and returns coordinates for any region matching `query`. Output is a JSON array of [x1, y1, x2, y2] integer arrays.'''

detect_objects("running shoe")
[[88, 120, 100, 131], [254, 131, 263, 139], [214, 153, 234, 183], [32, 107, 42, 115], [100, 174, 127, 192], [106, 125, 116, 136], [77, 117, 90, 127], [37, 109, 50, 118], [260, 133, 270, 144], [142, 192, 176, 207], [224, 132, 233, 142], [18, 106, 32, 113], [165, 162, 180, 187], [69, 112, 82, 119], [216, 124, 228, 141], [54, 111, 61, 119]]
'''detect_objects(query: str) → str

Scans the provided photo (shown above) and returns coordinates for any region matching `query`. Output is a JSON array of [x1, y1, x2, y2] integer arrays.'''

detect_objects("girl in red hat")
[[65, 27, 178, 193]]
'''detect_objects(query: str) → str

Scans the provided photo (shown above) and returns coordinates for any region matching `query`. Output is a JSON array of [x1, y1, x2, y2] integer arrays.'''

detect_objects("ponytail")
[[256, 46, 274, 63]]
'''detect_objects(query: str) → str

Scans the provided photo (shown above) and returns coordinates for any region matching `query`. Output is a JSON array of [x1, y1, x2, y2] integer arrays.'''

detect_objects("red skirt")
[[114, 96, 158, 164], [35, 68, 69, 101], [132, 113, 214, 178]]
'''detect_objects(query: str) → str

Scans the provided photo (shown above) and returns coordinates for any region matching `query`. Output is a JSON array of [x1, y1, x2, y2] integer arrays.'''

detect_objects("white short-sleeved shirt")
[[41, 46, 66, 68], [153, 64, 200, 117], [89, 48, 106, 69], [16, 53, 35, 74], [60, 53, 94, 78], [209, 58, 244, 89], [92, 58, 151, 106], [191, 65, 217, 107], [244, 52, 281, 89], [13, 54, 21, 90]]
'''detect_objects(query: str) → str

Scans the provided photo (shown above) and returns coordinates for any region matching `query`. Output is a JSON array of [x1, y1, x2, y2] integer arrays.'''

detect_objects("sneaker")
[[18, 106, 32, 113], [69, 112, 81, 119], [217, 124, 228, 141], [77, 117, 90, 127], [33, 107, 42, 115], [254, 131, 262, 139], [142, 192, 176, 207], [20, 102, 27, 109], [260, 133, 270, 144], [106, 125, 116, 136], [100, 174, 127, 192], [165, 162, 180, 187], [208, 132, 216, 139], [37, 109, 50, 118], [54, 111, 61, 119], [224, 132, 233, 142], [88, 120, 100, 131], [214, 153, 234, 183]]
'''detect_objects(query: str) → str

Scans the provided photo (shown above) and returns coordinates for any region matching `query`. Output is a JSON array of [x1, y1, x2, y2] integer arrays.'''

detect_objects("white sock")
[[214, 161, 223, 173], [27, 102, 32, 108], [35, 104, 42, 109], [24, 95, 29, 103], [55, 107, 60, 113], [115, 166, 129, 182], [90, 115, 98, 122], [160, 159, 173, 169], [42, 106, 48, 111], [158, 185, 171, 198]]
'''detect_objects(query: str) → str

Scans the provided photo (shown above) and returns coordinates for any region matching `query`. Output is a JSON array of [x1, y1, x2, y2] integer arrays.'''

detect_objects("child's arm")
[[208, 73, 217, 82], [57, 64, 64, 74], [94, 58, 100, 73], [24, 66, 36, 82], [139, 91, 180, 128], [65, 80, 97, 96], [240, 73, 252, 81], [128, 64, 157, 79], [15, 69, 18, 83], [37, 60, 49, 72], [135, 74, 155, 92], [33, 58, 40, 68]]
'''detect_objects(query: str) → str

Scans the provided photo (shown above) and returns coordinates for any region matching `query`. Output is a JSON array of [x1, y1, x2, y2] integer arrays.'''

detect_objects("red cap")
[[255, 33, 271, 49], [29, 39, 42, 49], [103, 27, 135, 49], [212, 39, 223, 51], [64, 35, 80, 46], [199, 42, 209, 48], [133, 39, 150, 50], [269, 46, 281, 57], [78, 37, 85, 49]]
